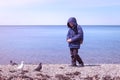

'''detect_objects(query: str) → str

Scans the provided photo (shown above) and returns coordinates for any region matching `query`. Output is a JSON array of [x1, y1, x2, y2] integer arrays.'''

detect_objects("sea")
[[0, 25, 120, 64]]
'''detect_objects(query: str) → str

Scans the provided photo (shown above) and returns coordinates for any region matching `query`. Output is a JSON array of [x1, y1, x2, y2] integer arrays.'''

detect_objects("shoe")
[[78, 63, 84, 67], [69, 64, 77, 67]]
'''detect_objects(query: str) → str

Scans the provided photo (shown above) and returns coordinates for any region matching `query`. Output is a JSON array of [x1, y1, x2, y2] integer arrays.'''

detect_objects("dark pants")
[[70, 48, 84, 65]]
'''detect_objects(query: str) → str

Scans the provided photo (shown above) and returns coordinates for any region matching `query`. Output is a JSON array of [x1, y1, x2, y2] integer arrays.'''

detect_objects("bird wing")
[[17, 63, 23, 69]]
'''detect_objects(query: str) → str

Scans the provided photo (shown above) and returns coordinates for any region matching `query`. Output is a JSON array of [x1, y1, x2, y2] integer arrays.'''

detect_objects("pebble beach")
[[0, 64, 120, 80]]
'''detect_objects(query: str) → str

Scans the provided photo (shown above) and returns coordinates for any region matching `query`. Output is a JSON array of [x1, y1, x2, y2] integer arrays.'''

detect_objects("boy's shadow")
[[85, 64, 101, 67]]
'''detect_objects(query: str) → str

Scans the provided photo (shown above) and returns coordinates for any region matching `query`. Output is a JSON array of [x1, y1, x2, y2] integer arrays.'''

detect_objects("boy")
[[67, 17, 84, 67]]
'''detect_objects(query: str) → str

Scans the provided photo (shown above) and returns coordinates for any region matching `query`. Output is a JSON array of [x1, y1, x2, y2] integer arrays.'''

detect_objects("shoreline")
[[0, 64, 120, 80]]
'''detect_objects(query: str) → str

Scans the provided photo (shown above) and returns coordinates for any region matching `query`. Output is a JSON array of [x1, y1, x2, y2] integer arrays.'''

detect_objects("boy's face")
[[69, 22, 74, 27]]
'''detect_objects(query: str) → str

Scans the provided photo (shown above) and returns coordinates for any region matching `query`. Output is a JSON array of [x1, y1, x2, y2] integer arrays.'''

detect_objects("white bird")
[[17, 61, 24, 70]]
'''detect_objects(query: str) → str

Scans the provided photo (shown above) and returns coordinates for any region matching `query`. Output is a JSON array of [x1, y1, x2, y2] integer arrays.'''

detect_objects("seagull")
[[34, 63, 42, 71], [17, 61, 24, 70]]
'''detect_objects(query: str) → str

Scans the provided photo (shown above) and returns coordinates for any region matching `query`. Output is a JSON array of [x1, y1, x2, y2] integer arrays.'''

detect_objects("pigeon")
[[17, 61, 24, 70], [34, 63, 42, 71], [10, 60, 18, 65]]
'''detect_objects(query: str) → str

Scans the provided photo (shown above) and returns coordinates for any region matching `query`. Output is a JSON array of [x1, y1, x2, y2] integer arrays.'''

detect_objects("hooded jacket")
[[67, 17, 83, 49]]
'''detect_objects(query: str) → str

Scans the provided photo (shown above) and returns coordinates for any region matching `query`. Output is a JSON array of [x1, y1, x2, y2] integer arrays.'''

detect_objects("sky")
[[0, 0, 120, 25]]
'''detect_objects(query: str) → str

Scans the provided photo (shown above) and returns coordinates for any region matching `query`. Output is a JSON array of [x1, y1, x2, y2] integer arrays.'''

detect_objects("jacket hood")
[[67, 17, 78, 28]]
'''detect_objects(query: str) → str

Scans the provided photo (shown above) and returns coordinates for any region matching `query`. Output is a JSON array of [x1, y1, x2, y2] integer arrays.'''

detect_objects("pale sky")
[[0, 0, 120, 25]]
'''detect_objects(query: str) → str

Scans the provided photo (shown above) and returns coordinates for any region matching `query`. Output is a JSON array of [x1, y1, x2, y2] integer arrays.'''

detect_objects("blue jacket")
[[67, 17, 83, 49]]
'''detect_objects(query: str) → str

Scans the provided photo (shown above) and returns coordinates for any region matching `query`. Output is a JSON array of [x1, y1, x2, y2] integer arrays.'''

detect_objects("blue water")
[[0, 25, 120, 64]]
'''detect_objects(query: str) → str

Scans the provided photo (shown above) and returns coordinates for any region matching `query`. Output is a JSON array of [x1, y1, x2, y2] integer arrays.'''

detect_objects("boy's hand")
[[67, 39, 72, 42]]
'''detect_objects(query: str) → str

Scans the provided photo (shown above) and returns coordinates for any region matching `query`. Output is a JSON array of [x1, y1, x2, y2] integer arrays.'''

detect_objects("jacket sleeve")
[[67, 29, 70, 40], [71, 26, 83, 42]]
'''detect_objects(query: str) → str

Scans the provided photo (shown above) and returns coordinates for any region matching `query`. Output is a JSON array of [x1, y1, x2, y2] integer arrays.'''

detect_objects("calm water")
[[0, 25, 120, 64]]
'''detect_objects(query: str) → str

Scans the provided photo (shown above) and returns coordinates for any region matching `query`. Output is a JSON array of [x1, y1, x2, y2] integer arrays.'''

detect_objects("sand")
[[0, 64, 120, 80]]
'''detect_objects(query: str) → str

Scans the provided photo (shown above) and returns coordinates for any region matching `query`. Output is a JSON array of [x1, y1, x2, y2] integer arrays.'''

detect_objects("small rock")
[[84, 76, 93, 80], [55, 74, 71, 80], [102, 75, 112, 80], [113, 76, 120, 80], [59, 67, 64, 69], [73, 71, 81, 76], [9, 70, 16, 73]]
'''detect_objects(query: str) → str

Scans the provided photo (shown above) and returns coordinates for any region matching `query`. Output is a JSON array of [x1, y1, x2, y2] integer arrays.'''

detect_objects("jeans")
[[70, 48, 84, 65]]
